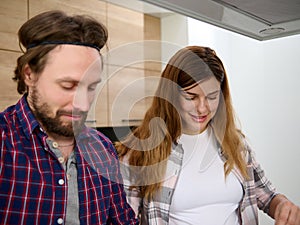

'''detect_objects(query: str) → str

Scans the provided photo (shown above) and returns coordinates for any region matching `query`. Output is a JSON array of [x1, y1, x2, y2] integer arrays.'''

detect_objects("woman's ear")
[[24, 64, 35, 86]]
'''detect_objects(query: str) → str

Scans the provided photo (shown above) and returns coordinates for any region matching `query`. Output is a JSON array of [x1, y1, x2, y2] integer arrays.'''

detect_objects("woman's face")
[[178, 76, 221, 135]]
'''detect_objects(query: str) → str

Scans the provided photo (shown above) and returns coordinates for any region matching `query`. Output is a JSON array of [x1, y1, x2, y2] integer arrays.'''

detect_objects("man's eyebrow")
[[89, 79, 102, 86], [56, 77, 78, 83], [95, 78, 102, 84], [56, 78, 102, 84]]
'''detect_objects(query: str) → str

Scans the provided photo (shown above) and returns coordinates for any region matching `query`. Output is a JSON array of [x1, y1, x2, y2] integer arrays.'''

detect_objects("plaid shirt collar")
[[16, 95, 41, 139]]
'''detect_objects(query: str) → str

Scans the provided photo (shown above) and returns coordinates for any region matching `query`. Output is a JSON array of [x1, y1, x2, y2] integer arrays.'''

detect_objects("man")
[[0, 10, 138, 225]]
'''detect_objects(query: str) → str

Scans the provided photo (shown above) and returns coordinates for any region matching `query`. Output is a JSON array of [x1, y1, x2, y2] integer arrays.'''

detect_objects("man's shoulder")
[[78, 128, 121, 180], [80, 127, 117, 156], [83, 127, 113, 144], [0, 104, 17, 129]]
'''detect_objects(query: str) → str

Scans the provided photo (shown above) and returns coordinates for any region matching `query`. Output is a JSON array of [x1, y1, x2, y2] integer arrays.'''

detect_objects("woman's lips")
[[190, 114, 208, 123]]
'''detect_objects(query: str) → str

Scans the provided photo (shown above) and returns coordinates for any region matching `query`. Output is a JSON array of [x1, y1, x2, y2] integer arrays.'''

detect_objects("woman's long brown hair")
[[116, 46, 248, 200]]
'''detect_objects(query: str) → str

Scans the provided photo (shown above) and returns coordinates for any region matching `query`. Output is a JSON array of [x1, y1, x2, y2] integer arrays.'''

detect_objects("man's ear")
[[24, 64, 35, 86]]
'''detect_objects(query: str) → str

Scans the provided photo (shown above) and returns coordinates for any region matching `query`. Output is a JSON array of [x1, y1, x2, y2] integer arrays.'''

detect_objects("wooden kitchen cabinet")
[[0, 50, 22, 111], [0, 0, 161, 127], [101, 9, 161, 127], [0, 0, 27, 51], [28, 0, 107, 22]]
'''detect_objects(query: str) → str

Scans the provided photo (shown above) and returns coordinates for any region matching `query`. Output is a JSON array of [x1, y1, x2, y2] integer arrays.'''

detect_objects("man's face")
[[26, 45, 102, 137]]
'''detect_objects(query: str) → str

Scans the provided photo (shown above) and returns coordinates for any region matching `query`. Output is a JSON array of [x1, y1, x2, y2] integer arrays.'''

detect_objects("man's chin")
[[50, 119, 86, 137]]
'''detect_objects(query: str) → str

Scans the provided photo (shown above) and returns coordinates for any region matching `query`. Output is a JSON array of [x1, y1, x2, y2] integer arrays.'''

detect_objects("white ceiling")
[[106, 0, 300, 41]]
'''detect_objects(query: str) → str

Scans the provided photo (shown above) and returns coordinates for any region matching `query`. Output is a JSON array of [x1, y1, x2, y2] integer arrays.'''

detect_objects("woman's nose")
[[196, 98, 209, 113]]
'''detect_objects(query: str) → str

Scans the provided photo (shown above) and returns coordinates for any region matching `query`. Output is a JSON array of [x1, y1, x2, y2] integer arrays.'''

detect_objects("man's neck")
[[48, 133, 75, 160]]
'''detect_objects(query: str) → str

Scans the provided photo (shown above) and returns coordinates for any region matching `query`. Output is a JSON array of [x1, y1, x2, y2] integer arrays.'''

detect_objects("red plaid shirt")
[[0, 95, 139, 225]]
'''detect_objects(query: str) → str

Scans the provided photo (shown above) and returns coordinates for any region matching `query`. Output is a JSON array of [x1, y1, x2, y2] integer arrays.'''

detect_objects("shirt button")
[[58, 157, 64, 164], [57, 217, 64, 224], [52, 142, 59, 148], [58, 179, 65, 185], [67, 174, 71, 180]]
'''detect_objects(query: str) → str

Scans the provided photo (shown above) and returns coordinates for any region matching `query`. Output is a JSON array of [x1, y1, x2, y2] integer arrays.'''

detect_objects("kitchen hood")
[[140, 0, 300, 41]]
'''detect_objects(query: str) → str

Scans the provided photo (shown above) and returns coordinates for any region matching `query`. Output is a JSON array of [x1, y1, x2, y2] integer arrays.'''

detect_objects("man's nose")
[[73, 89, 90, 112]]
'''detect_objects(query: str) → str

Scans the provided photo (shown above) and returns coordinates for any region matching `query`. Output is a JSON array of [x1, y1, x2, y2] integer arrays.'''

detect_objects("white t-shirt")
[[169, 128, 243, 225]]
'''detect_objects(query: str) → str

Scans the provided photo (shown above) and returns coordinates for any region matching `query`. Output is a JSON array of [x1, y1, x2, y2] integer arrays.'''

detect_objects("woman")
[[116, 46, 299, 225]]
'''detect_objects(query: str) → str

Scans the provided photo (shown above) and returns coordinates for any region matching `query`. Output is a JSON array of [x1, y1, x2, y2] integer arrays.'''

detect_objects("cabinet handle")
[[121, 119, 143, 122], [85, 119, 97, 123]]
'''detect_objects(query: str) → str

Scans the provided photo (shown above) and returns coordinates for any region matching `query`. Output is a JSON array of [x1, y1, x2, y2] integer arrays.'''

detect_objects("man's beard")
[[30, 87, 88, 137]]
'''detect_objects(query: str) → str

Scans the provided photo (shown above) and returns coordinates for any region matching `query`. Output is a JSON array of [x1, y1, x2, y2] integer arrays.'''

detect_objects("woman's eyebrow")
[[182, 90, 219, 96], [184, 91, 197, 96], [180, 90, 197, 96], [206, 90, 220, 95]]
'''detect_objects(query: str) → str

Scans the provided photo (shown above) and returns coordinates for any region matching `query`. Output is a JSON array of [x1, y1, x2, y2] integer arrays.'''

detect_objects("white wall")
[[188, 18, 300, 224], [160, 14, 189, 64]]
